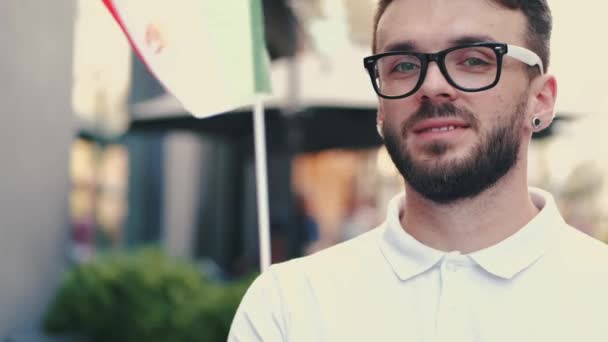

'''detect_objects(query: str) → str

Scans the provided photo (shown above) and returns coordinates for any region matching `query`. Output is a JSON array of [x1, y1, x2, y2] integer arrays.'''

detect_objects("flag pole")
[[253, 94, 271, 272]]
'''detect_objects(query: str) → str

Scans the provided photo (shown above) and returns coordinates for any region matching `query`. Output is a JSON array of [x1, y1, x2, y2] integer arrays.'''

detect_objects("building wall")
[[0, 0, 75, 337], [162, 132, 206, 259]]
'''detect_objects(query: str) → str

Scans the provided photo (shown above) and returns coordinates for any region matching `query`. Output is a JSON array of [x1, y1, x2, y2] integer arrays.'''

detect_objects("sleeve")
[[228, 268, 288, 342]]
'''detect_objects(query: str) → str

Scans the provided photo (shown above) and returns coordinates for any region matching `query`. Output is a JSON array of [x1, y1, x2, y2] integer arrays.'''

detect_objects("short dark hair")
[[372, 0, 552, 70]]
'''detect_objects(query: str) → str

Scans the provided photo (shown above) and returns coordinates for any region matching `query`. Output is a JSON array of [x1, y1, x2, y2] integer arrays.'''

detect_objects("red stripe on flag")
[[101, 0, 158, 82]]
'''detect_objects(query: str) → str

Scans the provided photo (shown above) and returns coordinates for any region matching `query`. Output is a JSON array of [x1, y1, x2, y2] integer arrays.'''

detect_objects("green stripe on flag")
[[250, 0, 272, 93]]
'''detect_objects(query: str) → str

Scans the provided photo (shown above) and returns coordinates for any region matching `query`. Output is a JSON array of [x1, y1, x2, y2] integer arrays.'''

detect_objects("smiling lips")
[[412, 119, 471, 135]]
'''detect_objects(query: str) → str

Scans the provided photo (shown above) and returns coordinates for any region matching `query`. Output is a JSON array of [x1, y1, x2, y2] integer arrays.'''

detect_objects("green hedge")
[[44, 248, 255, 342]]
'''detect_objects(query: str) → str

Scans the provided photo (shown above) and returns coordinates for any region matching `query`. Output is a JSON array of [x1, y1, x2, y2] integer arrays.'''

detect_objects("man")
[[229, 0, 608, 341]]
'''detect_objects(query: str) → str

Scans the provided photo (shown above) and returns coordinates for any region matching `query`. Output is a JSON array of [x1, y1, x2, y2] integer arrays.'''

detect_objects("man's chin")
[[408, 152, 469, 170]]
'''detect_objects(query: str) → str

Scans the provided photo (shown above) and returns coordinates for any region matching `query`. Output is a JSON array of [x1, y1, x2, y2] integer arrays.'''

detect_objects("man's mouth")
[[419, 125, 463, 133], [412, 119, 471, 134]]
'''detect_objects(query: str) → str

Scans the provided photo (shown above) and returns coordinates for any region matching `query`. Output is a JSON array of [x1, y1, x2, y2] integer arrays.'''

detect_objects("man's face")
[[376, 0, 534, 203]]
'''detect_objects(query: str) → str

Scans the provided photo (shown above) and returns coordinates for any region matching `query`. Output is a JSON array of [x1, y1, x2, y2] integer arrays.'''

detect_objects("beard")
[[383, 99, 526, 204]]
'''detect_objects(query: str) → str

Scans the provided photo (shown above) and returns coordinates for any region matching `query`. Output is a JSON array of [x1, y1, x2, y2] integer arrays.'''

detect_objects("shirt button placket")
[[435, 253, 466, 342]]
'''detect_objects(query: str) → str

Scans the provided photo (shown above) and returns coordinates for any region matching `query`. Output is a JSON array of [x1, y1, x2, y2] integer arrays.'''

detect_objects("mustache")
[[402, 101, 480, 134]]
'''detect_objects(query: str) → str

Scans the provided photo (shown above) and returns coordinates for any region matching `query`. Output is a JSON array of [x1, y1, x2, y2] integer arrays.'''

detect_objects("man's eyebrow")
[[380, 35, 498, 54], [382, 41, 418, 53], [449, 35, 497, 46]]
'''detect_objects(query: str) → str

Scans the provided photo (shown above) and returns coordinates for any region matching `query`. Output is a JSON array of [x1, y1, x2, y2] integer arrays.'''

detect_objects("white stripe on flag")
[[106, 0, 270, 118]]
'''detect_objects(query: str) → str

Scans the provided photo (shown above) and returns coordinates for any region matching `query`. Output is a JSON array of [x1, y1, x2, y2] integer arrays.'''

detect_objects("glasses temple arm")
[[506, 45, 544, 74]]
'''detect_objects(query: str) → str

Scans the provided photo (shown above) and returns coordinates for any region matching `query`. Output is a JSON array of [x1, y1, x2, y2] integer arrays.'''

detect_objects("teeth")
[[428, 126, 457, 132]]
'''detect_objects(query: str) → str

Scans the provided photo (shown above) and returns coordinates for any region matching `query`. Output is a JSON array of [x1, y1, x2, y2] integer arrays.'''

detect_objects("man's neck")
[[399, 166, 540, 254]]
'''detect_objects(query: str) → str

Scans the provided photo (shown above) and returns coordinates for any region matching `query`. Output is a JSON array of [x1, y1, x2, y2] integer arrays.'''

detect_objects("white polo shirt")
[[229, 188, 608, 342]]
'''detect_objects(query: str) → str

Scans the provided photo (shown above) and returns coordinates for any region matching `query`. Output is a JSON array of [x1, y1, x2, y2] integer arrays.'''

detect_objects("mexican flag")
[[102, 0, 271, 118]]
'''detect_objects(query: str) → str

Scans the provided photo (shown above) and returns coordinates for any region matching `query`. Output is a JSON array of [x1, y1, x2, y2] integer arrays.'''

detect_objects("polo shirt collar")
[[469, 187, 565, 279], [379, 187, 565, 281], [379, 192, 445, 281]]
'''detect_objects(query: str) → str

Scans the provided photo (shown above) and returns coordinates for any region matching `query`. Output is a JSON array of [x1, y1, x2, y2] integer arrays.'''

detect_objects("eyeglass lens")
[[374, 46, 499, 97]]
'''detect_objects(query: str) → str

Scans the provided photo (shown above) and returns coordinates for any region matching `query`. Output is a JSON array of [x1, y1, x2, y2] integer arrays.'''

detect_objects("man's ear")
[[529, 73, 558, 131]]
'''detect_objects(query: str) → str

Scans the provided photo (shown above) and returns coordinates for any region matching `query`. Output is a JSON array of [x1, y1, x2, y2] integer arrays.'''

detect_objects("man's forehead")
[[376, 0, 527, 53]]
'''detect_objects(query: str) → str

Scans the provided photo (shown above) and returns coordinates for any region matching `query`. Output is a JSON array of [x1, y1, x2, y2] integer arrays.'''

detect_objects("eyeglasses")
[[363, 42, 544, 99]]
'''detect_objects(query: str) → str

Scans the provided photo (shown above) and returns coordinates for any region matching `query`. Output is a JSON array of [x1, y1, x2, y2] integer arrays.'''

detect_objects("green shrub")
[[44, 248, 256, 342]]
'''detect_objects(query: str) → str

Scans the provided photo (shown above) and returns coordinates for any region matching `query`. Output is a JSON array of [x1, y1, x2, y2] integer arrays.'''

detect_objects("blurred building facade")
[[0, 0, 75, 338]]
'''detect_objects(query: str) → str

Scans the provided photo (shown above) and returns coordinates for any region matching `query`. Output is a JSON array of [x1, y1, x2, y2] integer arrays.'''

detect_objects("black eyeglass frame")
[[363, 42, 510, 99]]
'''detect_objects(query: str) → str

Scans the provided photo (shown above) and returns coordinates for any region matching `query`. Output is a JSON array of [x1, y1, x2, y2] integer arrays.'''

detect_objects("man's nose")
[[415, 62, 457, 102]]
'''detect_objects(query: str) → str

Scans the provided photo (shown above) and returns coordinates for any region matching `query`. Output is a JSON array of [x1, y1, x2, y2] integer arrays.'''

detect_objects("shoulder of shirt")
[[555, 223, 608, 272], [267, 224, 386, 283]]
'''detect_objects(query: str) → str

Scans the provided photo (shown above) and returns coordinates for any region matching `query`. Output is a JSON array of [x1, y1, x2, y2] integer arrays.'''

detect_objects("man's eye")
[[463, 58, 489, 66], [394, 62, 419, 72]]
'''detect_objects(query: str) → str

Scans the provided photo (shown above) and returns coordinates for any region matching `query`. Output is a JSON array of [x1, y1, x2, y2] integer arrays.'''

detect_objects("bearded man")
[[229, 1, 608, 341]]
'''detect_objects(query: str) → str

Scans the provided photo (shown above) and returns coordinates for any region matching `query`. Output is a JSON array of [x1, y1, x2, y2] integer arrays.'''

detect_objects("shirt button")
[[446, 263, 460, 272]]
